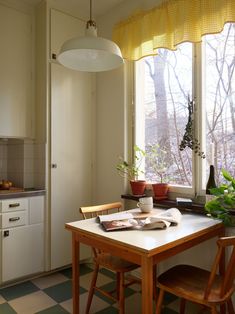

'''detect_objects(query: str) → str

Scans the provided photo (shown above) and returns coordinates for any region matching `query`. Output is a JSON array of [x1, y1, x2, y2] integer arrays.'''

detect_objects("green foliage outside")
[[146, 144, 169, 183]]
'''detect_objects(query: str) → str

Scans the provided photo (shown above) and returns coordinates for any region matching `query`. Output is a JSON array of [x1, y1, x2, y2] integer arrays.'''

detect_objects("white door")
[[50, 63, 93, 269]]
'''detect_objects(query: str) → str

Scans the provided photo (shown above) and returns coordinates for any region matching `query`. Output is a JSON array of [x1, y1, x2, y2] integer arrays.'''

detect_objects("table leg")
[[219, 227, 226, 314], [72, 233, 80, 314], [142, 256, 153, 314]]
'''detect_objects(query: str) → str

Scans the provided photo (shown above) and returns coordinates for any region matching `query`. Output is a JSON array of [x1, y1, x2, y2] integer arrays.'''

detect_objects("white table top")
[[66, 208, 222, 253]]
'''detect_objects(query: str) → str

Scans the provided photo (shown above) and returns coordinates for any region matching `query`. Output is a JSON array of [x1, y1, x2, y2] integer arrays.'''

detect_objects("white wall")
[[94, 0, 163, 204]]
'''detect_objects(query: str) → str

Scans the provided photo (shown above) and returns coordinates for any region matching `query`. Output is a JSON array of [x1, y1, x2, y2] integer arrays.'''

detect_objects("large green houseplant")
[[116, 145, 146, 195], [205, 169, 235, 226]]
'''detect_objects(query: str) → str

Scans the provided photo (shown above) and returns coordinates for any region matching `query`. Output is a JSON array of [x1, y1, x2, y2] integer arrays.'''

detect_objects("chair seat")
[[94, 252, 139, 273], [157, 264, 233, 305]]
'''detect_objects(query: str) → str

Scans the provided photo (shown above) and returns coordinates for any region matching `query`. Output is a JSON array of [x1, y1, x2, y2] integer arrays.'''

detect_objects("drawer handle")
[[9, 217, 20, 222], [9, 203, 20, 208]]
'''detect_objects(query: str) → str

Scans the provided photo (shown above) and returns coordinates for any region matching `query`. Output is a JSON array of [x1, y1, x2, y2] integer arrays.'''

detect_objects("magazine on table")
[[99, 208, 182, 231]]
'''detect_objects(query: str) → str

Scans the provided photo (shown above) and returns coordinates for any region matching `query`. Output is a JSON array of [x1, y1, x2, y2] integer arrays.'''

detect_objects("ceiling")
[[23, 0, 125, 16]]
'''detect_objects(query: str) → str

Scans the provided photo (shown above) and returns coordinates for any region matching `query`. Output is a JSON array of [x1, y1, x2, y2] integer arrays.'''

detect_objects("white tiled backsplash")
[[0, 139, 45, 189]]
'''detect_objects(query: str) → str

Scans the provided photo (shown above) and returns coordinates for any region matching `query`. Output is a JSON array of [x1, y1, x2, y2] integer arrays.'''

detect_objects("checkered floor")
[[0, 264, 201, 313]]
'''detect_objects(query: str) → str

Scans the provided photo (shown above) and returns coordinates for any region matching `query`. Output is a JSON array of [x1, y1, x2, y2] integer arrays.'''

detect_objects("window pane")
[[203, 23, 235, 185], [135, 43, 193, 186]]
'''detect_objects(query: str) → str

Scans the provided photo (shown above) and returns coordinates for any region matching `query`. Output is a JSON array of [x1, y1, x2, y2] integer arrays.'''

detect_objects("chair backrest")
[[204, 235, 235, 300], [80, 202, 122, 219], [79, 202, 123, 257]]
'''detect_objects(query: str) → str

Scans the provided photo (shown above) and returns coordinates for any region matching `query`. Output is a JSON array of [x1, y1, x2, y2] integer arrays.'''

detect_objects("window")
[[203, 23, 235, 187], [135, 23, 235, 196]]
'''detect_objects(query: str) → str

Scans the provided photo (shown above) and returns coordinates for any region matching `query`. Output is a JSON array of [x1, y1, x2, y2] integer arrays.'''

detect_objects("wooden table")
[[65, 208, 225, 314]]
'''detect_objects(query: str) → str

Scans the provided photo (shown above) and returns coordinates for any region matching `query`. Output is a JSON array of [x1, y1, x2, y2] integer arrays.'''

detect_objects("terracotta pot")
[[130, 180, 146, 196], [152, 183, 169, 200]]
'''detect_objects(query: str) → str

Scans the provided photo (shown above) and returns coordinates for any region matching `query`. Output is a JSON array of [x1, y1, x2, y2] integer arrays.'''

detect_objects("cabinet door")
[[2, 224, 44, 282], [50, 63, 92, 269], [0, 3, 33, 138]]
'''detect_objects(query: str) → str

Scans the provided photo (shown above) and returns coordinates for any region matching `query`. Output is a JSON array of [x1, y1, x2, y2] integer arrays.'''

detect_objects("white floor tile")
[[60, 292, 109, 314], [9, 290, 56, 314], [59, 298, 72, 314], [80, 272, 113, 290], [32, 273, 68, 289], [114, 292, 142, 314], [0, 294, 6, 304]]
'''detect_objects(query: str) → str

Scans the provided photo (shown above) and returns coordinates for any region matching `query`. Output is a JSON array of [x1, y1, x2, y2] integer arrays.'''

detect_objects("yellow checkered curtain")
[[113, 0, 235, 61]]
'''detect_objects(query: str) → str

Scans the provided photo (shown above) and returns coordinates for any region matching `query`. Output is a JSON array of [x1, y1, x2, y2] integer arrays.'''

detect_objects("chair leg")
[[116, 272, 121, 300], [85, 263, 99, 314], [118, 272, 125, 314], [227, 298, 235, 314], [153, 265, 157, 302], [156, 289, 164, 314], [210, 305, 218, 314], [198, 305, 210, 314], [220, 303, 226, 314], [179, 298, 186, 314]]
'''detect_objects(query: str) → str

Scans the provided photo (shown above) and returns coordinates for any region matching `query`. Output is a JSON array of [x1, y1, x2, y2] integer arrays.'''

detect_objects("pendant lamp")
[[57, 0, 124, 72]]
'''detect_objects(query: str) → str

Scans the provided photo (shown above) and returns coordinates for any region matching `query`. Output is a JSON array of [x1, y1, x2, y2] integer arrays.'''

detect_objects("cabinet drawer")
[[0, 198, 29, 212], [1, 210, 28, 228]]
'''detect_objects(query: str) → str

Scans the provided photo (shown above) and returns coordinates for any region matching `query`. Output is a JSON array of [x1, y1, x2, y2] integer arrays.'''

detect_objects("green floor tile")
[[79, 264, 94, 276], [94, 281, 136, 305], [60, 264, 93, 279], [162, 307, 178, 314], [0, 303, 17, 314], [96, 306, 119, 314], [59, 268, 72, 279], [163, 292, 178, 305], [43, 280, 72, 303], [0, 281, 39, 301], [99, 268, 116, 279], [36, 304, 70, 314], [43, 280, 86, 303]]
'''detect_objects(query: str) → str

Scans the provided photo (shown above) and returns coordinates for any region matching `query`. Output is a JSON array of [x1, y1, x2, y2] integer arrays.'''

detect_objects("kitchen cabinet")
[[0, 196, 44, 283], [0, 2, 34, 138]]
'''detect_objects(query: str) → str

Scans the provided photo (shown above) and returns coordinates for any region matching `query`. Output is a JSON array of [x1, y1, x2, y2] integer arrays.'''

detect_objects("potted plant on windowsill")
[[205, 169, 235, 226], [146, 144, 169, 200], [116, 145, 146, 196]]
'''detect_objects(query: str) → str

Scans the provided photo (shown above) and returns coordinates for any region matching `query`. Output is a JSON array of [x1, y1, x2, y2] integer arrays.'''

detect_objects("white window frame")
[[133, 42, 209, 199]]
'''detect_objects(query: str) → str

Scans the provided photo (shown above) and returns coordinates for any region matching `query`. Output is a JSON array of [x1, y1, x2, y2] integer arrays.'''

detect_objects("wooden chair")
[[79, 202, 141, 314], [156, 235, 235, 314]]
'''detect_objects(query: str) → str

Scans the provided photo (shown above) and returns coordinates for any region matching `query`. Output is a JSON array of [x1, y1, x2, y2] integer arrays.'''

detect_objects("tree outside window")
[[135, 22, 235, 192]]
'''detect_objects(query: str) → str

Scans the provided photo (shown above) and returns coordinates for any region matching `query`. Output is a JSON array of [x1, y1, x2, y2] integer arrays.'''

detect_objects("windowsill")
[[121, 194, 205, 214]]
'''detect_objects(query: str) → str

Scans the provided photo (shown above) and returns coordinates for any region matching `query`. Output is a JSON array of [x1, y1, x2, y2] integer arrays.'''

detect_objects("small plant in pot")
[[205, 169, 235, 226], [116, 145, 146, 196], [146, 144, 169, 200]]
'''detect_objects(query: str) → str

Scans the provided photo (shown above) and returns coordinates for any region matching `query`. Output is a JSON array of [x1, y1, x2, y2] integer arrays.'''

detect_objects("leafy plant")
[[179, 96, 205, 159], [146, 144, 169, 183], [205, 169, 235, 226], [116, 145, 145, 181]]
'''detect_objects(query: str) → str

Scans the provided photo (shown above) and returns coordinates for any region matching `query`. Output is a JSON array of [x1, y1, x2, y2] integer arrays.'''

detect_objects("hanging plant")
[[179, 96, 206, 159]]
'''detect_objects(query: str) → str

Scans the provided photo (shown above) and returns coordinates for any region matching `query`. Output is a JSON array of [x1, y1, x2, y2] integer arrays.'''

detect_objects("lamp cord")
[[87, 0, 96, 28], [90, 0, 92, 21]]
